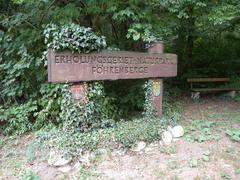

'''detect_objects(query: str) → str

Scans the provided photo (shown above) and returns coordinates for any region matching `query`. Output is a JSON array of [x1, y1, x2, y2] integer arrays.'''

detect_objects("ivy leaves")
[[44, 23, 106, 53]]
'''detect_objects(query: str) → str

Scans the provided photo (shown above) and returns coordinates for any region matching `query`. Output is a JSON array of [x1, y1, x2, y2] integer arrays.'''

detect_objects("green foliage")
[[114, 118, 161, 148], [0, 36, 43, 100], [25, 143, 38, 163], [42, 23, 118, 134], [188, 158, 199, 168], [202, 151, 211, 162], [209, 3, 240, 26], [235, 169, 240, 175], [220, 171, 232, 180], [21, 169, 40, 180], [0, 137, 3, 146], [104, 80, 145, 118], [60, 82, 118, 133], [0, 83, 68, 135], [33, 83, 68, 129], [159, 144, 177, 155], [37, 128, 103, 157], [162, 86, 182, 126], [44, 23, 106, 52], [36, 118, 162, 157], [87, 82, 119, 123], [76, 166, 101, 180], [0, 20, 109, 134], [0, 101, 37, 135], [143, 80, 156, 119], [184, 120, 220, 142], [142, 80, 182, 127], [226, 129, 240, 142], [127, 23, 157, 42]]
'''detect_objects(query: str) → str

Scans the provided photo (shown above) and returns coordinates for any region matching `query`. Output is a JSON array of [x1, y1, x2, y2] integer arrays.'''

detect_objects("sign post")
[[48, 42, 177, 117], [148, 42, 164, 117]]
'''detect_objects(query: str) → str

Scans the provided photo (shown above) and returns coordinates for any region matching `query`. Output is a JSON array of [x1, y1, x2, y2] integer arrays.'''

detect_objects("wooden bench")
[[187, 78, 236, 99]]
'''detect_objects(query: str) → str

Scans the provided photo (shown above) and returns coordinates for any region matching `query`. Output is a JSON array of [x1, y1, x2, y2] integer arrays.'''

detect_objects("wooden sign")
[[48, 42, 177, 118], [48, 50, 177, 82]]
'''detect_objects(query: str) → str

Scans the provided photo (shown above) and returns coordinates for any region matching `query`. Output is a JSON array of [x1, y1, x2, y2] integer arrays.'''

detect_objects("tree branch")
[[217, 16, 240, 32]]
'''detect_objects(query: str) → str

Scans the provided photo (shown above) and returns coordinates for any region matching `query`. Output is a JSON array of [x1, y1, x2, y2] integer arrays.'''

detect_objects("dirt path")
[[96, 98, 240, 180], [0, 97, 240, 180]]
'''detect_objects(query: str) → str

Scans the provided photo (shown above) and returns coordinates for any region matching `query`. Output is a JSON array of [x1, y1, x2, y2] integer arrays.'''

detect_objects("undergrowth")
[[184, 120, 221, 142], [36, 118, 163, 158]]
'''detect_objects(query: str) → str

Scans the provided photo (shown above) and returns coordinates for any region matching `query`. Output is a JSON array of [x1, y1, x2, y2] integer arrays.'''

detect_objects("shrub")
[[114, 118, 161, 148], [0, 101, 37, 135], [44, 23, 106, 52], [0, 23, 108, 135]]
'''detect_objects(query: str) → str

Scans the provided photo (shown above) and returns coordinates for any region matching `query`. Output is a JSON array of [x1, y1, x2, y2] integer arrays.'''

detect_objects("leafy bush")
[[0, 101, 37, 135], [226, 129, 240, 142], [0, 23, 108, 135], [44, 23, 106, 52], [34, 83, 68, 129], [60, 82, 105, 133], [36, 128, 104, 157], [114, 118, 161, 148]]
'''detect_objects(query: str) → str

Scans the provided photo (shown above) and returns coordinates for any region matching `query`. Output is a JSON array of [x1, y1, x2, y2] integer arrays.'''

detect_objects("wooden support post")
[[148, 42, 164, 118]]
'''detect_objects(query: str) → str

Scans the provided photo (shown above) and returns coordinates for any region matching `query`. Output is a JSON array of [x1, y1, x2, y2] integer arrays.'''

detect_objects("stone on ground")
[[79, 151, 91, 166], [148, 142, 158, 147], [74, 161, 81, 169], [161, 131, 173, 145], [144, 147, 153, 153], [97, 148, 111, 161], [58, 165, 72, 173], [111, 148, 127, 156], [169, 125, 184, 138], [131, 141, 146, 152], [48, 150, 72, 167]]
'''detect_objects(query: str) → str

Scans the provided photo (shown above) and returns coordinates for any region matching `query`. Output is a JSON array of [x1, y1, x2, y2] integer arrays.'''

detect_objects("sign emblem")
[[69, 83, 88, 104], [153, 80, 161, 97]]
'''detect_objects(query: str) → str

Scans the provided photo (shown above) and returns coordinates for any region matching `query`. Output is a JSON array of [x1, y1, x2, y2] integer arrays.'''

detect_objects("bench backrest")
[[187, 78, 230, 83]]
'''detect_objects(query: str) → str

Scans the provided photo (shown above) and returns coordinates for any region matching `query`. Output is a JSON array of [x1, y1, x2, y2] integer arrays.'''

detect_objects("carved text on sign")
[[48, 49, 177, 82]]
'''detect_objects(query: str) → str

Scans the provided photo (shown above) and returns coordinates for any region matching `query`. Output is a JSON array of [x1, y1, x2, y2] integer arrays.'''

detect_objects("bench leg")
[[223, 91, 236, 98], [191, 92, 200, 100]]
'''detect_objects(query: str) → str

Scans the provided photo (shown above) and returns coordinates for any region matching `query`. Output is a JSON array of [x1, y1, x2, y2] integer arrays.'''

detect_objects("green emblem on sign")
[[153, 81, 161, 97]]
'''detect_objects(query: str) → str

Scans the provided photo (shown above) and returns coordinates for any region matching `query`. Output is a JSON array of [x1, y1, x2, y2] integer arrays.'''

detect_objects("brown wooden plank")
[[191, 88, 234, 92], [187, 78, 230, 83], [48, 49, 177, 82]]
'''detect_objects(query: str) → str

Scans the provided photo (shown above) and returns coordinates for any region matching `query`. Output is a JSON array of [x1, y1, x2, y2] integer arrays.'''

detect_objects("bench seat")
[[191, 88, 235, 92]]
